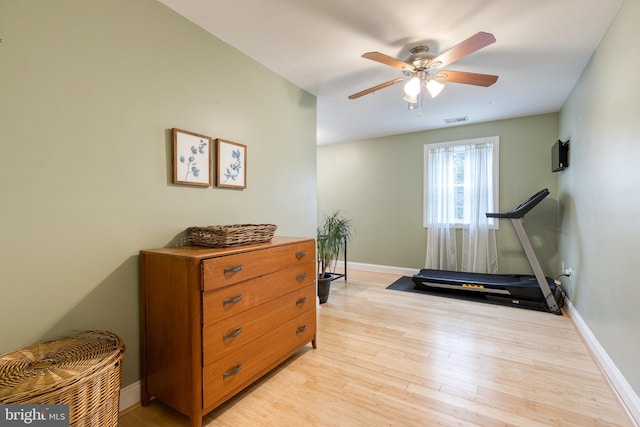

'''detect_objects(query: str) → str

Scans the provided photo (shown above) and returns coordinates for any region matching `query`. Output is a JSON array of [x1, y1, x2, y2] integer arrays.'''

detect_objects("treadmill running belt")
[[412, 268, 557, 302]]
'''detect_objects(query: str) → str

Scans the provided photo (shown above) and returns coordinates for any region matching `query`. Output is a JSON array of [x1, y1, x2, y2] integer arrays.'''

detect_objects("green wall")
[[0, 0, 317, 387], [559, 0, 639, 396], [318, 113, 559, 275]]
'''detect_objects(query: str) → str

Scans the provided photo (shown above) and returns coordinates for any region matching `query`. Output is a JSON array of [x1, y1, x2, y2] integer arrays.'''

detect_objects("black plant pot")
[[318, 273, 332, 304]]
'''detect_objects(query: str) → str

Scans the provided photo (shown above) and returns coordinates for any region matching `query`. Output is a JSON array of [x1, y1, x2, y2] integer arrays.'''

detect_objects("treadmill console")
[[486, 188, 549, 219]]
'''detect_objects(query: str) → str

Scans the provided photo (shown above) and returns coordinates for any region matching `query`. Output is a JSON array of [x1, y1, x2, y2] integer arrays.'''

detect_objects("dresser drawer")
[[203, 284, 315, 365], [201, 241, 314, 291], [203, 309, 316, 410], [202, 261, 314, 325], [141, 237, 317, 427]]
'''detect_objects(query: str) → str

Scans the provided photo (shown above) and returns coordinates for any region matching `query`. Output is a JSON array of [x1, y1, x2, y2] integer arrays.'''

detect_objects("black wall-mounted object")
[[552, 139, 569, 172]]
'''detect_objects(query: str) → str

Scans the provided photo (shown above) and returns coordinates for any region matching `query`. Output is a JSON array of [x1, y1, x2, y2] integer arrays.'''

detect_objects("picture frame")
[[172, 128, 212, 187], [216, 139, 247, 189]]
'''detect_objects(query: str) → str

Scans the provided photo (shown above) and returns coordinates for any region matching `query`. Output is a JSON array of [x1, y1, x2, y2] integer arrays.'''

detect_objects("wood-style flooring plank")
[[119, 269, 633, 427]]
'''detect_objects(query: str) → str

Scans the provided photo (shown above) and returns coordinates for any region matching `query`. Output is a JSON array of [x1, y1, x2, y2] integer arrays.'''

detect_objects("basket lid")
[[0, 330, 125, 403]]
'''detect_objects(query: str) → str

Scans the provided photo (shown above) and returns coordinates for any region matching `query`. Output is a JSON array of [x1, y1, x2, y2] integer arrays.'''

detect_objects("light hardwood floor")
[[120, 269, 633, 427]]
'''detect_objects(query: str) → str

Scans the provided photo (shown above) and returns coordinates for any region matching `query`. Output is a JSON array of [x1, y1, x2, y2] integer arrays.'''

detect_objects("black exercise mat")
[[386, 275, 553, 313], [386, 275, 426, 294]]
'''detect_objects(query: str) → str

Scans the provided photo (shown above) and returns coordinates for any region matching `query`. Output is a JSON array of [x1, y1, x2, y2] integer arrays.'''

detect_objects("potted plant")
[[317, 210, 352, 304]]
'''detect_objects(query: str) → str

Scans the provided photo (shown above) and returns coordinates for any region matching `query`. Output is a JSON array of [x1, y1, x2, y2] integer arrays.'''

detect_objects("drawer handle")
[[295, 250, 306, 259], [223, 294, 242, 305], [223, 327, 243, 340], [296, 325, 307, 335], [224, 265, 243, 274], [296, 297, 307, 306], [223, 363, 242, 379], [296, 272, 307, 281]]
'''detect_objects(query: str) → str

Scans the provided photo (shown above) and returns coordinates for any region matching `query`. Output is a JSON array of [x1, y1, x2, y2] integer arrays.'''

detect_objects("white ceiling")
[[157, 0, 622, 145]]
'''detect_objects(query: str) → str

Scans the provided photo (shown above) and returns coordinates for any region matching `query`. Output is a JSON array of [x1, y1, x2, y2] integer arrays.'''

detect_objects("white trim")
[[344, 261, 639, 425], [118, 268, 640, 426], [334, 260, 419, 277], [119, 380, 141, 412], [423, 136, 500, 229], [564, 299, 640, 426]]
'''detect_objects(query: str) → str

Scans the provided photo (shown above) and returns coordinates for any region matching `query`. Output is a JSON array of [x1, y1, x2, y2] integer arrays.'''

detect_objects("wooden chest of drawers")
[[140, 237, 317, 427]]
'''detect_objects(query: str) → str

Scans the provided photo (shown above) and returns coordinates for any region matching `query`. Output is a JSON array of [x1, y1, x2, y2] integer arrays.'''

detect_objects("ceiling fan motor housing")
[[408, 47, 435, 66], [404, 46, 436, 76]]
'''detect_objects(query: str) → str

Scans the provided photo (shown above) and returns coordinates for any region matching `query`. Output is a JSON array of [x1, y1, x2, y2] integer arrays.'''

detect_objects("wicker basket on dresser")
[[140, 236, 317, 427]]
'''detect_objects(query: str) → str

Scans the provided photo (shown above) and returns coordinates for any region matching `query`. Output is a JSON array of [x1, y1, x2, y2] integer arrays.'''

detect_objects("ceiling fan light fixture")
[[403, 94, 418, 104], [403, 77, 421, 97], [426, 79, 444, 98]]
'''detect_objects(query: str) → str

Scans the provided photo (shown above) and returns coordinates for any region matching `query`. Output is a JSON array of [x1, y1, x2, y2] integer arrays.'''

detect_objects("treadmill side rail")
[[510, 217, 561, 314]]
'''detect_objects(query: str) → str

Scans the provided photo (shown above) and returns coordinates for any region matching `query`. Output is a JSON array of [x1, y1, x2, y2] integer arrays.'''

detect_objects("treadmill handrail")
[[486, 188, 549, 219]]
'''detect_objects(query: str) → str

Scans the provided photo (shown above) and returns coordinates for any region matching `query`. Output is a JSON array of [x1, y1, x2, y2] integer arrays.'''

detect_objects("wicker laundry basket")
[[0, 330, 125, 426]]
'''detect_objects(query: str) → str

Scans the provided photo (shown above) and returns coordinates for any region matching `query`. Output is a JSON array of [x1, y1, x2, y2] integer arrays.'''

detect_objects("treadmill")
[[412, 188, 562, 315]]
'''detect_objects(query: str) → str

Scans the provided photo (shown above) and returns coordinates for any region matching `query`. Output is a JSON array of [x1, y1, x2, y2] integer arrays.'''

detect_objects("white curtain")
[[461, 143, 499, 273], [425, 146, 457, 270]]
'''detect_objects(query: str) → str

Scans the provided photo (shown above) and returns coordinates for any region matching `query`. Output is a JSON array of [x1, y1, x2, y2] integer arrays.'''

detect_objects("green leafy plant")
[[317, 210, 353, 278]]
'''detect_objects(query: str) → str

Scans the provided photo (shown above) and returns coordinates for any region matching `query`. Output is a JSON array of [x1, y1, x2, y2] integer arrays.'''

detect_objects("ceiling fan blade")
[[348, 78, 406, 99], [362, 52, 413, 71], [431, 32, 496, 68], [434, 70, 498, 87]]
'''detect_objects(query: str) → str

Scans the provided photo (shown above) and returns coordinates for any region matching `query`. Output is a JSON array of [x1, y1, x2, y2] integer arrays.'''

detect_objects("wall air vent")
[[444, 116, 468, 124]]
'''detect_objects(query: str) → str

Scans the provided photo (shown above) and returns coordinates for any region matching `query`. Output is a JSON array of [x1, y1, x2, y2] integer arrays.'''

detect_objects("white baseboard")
[[119, 265, 639, 427], [119, 380, 141, 412], [334, 260, 420, 277], [344, 261, 639, 425], [565, 299, 640, 426]]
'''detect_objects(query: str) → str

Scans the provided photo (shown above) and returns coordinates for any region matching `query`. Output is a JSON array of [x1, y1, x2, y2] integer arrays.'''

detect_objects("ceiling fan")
[[348, 32, 498, 115]]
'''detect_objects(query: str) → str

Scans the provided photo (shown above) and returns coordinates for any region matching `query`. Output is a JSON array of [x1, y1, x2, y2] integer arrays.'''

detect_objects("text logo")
[[0, 405, 69, 426]]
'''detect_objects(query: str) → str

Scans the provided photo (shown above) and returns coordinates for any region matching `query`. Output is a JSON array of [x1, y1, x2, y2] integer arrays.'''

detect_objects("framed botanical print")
[[172, 128, 212, 187], [216, 139, 246, 189]]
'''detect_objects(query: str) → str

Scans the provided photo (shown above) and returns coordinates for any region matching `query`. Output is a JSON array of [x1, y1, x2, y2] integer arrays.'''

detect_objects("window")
[[423, 136, 499, 228]]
